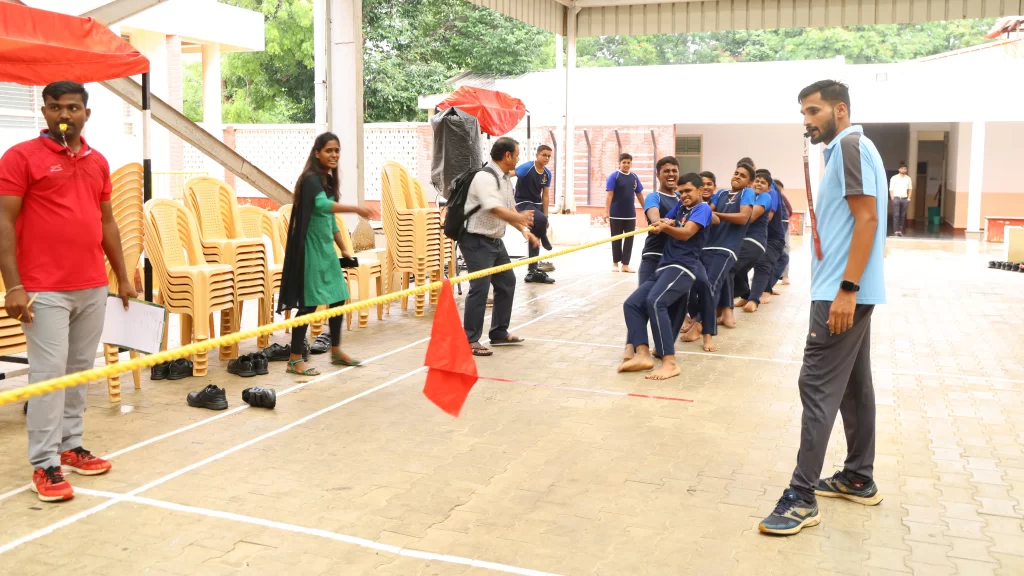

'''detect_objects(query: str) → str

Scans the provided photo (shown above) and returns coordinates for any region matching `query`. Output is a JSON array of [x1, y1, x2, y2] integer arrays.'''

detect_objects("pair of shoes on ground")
[[151, 358, 194, 381], [525, 270, 555, 284], [537, 261, 555, 272], [187, 384, 276, 411], [261, 341, 309, 362], [758, 470, 882, 536], [989, 260, 1023, 271], [227, 352, 269, 378], [31, 447, 111, 502]]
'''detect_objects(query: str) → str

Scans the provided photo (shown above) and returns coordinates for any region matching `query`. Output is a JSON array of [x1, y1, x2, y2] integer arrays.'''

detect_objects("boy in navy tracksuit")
[[514, 145, 555, 284], [623, 157, 681, 361], [682, 165, 756, 349], [619, 173, 711, 381], [745, 173, 788, 311], [725, 169, 775, 324], [605, 153, 645, 273], [768, 180, 792, 293]]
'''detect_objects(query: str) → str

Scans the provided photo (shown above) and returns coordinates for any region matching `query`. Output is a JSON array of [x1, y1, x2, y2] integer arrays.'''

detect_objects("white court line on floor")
[[0, 278, 634, 557], [71, 487, 560, 576], [0, 276, 597, 504], [528, 337, 1024, 384]]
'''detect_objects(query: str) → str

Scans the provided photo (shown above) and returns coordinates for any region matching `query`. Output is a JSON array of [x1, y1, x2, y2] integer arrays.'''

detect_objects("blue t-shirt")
[[606, 171, 644, 219], [811, 125, 887, 304], [706, 187, 755, 257], [743, 192, 776, 249], [514, 161, 553, 206], [659, 201, 713, 273], [767, 186, 788, 242], [641, 191, 679, 260]]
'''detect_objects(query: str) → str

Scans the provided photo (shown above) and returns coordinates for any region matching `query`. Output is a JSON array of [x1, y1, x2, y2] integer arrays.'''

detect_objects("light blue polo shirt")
[[811, 125, 887, 304]]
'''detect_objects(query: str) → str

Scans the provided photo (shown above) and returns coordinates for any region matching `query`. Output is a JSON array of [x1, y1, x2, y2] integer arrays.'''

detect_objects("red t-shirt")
[[0, 133, 112, 292]]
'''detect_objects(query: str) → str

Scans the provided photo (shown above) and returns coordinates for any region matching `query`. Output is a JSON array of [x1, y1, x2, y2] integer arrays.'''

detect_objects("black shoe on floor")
[[187, 385, 228, 410], [261, 343, 291, 362], [310, 333, 331, 354], [227, 355, 257, 378], [151, 362, 170, 381], [525, 270, 555, 284], [251, 352, 269, 376], [242, 387, 276, 409], [988, 261, 998, 268], [167, 358, 193, 380]]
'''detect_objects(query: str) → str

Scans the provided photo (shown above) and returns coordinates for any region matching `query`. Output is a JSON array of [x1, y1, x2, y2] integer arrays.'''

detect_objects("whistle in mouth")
[[59, 123, 68, 132]]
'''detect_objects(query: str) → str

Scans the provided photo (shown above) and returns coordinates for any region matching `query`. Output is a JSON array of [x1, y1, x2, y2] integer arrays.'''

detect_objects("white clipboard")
[[100, 295, 167, 354]]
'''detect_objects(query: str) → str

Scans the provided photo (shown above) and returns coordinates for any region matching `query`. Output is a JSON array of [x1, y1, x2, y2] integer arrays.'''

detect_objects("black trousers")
[[291, 300, 344, 351], [687, 250, 735, 337], [461, 233, 515, 344], [610, 218, 636, 265], [749, 239, 785, 304], [729, 240, 766, 303]]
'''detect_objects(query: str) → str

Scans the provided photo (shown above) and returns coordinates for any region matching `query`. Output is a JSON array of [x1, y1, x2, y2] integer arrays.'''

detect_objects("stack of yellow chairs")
[[183, 177, 268, 360], [238, 205, 284, 348], [380, 161, 444, 317], [408, 175, 457, 295], [0, 277, 27, 360], [333, 214, 384, 329], [103, 163, 145, 402], [143, 199, 235, 376]]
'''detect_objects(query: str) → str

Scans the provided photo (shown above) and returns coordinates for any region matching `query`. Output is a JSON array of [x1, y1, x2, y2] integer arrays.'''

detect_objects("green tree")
[[182, 61, 203, 122]]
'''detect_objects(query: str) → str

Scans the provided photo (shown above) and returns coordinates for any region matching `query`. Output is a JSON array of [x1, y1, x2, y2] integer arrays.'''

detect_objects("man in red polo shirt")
[[0, 81, 135, 502]]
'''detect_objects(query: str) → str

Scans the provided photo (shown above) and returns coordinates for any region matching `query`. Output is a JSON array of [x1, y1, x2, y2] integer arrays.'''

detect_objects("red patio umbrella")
[[437, 85, 527, 137], [0, 2, 149, 84]]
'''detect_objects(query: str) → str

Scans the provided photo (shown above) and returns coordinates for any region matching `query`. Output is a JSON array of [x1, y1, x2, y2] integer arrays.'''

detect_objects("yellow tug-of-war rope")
[[0, 224, 655, 407]]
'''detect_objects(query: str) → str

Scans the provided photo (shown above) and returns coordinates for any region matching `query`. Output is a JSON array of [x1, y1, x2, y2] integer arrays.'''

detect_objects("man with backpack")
[[454, 137, 539, 357]]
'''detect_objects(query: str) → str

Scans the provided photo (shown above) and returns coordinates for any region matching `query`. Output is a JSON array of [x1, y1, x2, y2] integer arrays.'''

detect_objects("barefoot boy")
[[619, 173, 711, 380]]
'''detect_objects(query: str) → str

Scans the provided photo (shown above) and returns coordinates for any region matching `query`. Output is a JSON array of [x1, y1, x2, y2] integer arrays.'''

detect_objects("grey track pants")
[[789, 300, 876, 502], [23, 287, 107, 470]]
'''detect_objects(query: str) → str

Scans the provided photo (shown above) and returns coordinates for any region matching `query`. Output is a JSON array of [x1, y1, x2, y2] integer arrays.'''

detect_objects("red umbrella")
[[437, 85, 527, 137], [0, 2, 149, 85]]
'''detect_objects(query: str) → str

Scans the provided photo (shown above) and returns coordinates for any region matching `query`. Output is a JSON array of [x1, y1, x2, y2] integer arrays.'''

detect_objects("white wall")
[[674, 123, 806, 193], [983, 122, 1024, 194]]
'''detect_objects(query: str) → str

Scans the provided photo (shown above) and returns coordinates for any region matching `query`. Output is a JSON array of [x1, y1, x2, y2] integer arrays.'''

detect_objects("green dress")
[[303, 191, 349, 305]]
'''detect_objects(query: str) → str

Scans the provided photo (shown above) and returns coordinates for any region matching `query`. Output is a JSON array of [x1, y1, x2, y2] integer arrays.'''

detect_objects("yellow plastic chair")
[[143, 199, 235, 376], [0, 276, 27, 359], [238, 206, 285, 348], [334, 214, 384, 329]]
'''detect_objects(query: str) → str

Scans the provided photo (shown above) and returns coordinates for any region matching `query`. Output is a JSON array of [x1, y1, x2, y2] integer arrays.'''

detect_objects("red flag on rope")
[[422, 279, 478, 417]]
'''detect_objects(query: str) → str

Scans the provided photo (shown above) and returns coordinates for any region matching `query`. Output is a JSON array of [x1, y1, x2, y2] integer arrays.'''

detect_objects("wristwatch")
[[840, 280, 860, 293]]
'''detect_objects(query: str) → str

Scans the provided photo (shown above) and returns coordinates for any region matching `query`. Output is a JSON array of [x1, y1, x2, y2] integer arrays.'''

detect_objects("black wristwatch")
[[840, 280, 860, 293]]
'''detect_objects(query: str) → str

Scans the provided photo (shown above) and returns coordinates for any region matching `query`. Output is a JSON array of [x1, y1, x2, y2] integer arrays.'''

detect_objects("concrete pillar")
[[201, 43, 224, 180], [129, 31, 170, 188], [562, 8, 578, 213], [907, 128, 919, 221], [166, 34, 184, 173], [313, 0, 327, 134], [967, 121, 985, 232], [327, 0, 365, 210]]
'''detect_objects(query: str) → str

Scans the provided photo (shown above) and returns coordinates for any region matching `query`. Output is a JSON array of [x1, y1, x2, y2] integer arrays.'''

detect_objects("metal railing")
[[152, 171, 208, 199]]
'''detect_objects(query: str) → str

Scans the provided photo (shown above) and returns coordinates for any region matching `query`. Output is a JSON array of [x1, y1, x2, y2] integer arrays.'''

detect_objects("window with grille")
[[675, 135, 702, 174], [0, 83, 45, 131]]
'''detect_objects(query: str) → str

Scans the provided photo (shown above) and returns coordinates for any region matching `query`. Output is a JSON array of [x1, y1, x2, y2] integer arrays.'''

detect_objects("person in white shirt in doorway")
[[889, 163, 912, 237]]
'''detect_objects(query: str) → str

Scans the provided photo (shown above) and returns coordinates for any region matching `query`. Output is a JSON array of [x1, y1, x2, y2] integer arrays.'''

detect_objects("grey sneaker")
[[816, 470, 882, 505], [538, 261, 555, 272], [758, 489, 820, 536]]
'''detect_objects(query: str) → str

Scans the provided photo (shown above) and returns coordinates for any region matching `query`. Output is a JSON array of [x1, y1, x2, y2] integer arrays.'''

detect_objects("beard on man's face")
[[809, 113, 838, 144]]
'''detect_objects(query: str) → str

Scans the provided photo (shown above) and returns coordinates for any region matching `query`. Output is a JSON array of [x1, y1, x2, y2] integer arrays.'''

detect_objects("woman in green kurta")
[[278, 133, 377, 376]]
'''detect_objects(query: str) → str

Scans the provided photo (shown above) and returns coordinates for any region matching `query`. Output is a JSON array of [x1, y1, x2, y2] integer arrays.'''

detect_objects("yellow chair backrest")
[[332, 214, 355, 256], [382, 162, 412, 210], [144, 199, 206, 270], [239, 205, 284, 264], [183, 177, 243, 241], [107, 169, 145, 286], [277, 204, 293, 250]]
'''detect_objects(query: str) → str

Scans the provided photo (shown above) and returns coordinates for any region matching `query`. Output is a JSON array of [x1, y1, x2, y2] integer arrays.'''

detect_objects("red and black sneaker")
[[31, 466, 74, 502], [60, 447, 112, 476]]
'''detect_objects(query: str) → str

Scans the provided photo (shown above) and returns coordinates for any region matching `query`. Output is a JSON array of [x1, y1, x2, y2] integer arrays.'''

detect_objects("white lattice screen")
[[363, 123, 419, 202], [231, 125, 317, 197]]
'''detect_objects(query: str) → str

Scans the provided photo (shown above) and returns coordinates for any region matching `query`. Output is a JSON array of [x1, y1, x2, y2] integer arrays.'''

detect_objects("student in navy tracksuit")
[[623, 157, 680, 361], [605, 153, 645, 273], [745, 173, 789, 311], [619, 173, 710, 381], [727, 169, 775, 314], [514, 145, 556, 284], [769, 180, 793, 292], [682, 166, 756, 349]]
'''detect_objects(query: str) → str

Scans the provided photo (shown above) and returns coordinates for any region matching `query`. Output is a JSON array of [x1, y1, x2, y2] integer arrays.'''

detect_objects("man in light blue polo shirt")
[[760, 80, 888, 536]]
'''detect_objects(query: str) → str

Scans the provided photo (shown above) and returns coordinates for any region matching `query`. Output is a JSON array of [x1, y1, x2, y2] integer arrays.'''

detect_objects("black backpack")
[[442, 165, 500, 241]]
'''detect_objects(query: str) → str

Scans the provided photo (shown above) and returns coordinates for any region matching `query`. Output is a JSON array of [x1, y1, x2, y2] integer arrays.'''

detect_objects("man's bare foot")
[[781, 277, 790, 285], [761, 293, 772, 304], [771, 288, 782, 295], [621, 265, 636, 274], [743, 301, 758, 313], [623, 344, 635, 361], [612, 263, 620, 272], [721, 308, 737, 328], [618, 348, 655, 372], [645, 359, 681, 380], [681, 316, 695, 333], [734, 297, 747, 307], [681, 322, 702, 342], [702, 334, 718, 352]]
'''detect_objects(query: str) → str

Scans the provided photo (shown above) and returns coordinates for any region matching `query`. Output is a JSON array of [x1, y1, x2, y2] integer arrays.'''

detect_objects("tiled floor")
[[1, 232, 1023, 576]]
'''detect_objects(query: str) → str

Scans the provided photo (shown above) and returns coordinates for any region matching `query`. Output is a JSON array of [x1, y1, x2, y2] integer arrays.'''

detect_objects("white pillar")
[[966, 120, 985, 233], [327, 0, 365, 209], [201, 42, 224, 180], [906, 128, 919, 221], [562, 8, 578, 213], [313, 0, 327, 134]]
